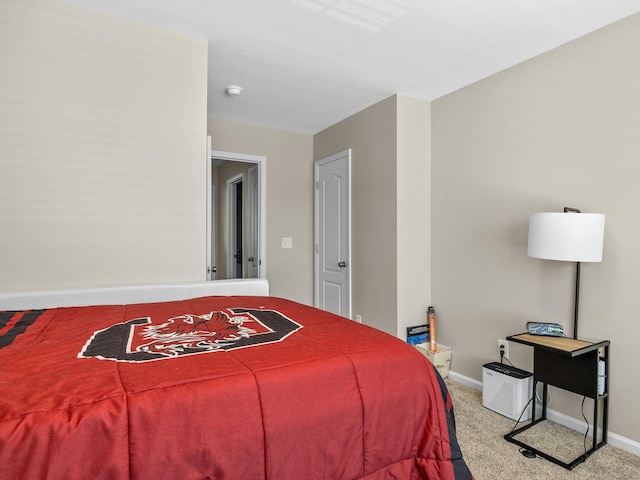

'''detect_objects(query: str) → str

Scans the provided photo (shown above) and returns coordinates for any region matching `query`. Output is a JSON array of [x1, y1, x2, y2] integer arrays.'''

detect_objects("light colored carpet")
[[446, 379, 640, 480]]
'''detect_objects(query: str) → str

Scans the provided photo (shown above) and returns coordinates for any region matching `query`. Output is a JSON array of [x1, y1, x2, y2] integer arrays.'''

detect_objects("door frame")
[[247, 165, 259, 278], [206, 145, 267, 279], [314, 149, 352, 317], [207, 137, 213, 279], [210, 183, 217, 279]]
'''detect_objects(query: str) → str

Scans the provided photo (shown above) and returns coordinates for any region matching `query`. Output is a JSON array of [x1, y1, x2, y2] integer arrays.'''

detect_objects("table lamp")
[[527, 207, 605, 339]]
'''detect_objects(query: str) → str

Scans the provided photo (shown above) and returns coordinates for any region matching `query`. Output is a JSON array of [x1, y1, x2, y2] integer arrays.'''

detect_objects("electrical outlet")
[[355, 314, 362, 323], [498, 339, 509, 360]]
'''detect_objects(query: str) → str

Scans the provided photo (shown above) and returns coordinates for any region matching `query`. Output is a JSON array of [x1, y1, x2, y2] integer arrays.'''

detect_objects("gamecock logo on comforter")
[[79, 308, 301, 362]]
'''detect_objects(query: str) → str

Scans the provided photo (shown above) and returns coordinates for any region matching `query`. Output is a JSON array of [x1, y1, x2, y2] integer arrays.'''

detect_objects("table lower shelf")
[[504, 417, 607, 470]]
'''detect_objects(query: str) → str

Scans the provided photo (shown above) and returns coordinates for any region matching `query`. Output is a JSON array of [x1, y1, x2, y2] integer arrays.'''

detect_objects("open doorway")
[[228, 175, 243, 278], [206, 146, 266, 280]]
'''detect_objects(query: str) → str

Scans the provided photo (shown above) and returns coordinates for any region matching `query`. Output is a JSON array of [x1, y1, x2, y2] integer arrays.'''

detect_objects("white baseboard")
[[448, 370, 482, 390], [447, 370, 640, 458], [543, 408, 640, 457]]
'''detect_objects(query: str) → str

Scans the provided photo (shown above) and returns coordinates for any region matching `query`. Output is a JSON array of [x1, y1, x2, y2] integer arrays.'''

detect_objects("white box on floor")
[[482, 362, 533, 421], [415, 343, 452, 378]]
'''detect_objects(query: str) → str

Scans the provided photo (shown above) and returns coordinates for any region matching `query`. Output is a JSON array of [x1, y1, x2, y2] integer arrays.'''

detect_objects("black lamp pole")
[[564, 207, 582, 340], [573, 261, 580, 339]]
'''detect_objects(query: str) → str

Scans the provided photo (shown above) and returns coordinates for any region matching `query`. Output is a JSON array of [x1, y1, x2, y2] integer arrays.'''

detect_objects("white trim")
[[206, 136, 212, 279], [210, 184, 217, 279], [607, 431, 640, 457], [247, 165, 259, 278], [448, 370, 640, 457], [448, 370, 482, 390]]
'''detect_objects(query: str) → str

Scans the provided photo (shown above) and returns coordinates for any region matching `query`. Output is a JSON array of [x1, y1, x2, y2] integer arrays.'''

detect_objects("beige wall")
[[397, 96, 431, 339], [314, 95, 431, 337], [432, 14, 640, 443], [207, 118, 314, 304], [0, 0, 208, 290]]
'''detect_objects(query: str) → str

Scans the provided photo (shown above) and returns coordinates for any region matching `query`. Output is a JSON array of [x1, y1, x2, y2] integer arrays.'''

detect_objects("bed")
[[0, 279, 472, 479]]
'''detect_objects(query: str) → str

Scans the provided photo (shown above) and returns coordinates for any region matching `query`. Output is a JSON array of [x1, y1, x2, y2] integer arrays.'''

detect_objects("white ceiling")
[[66, 0, 639, 135]]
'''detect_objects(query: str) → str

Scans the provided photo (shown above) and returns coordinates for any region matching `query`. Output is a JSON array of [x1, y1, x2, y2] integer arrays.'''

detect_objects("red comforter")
[[0, 295, 472, 479]]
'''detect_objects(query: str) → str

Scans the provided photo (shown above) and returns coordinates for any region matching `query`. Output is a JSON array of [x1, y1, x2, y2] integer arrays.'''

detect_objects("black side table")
[[503, 333, 610, 470]]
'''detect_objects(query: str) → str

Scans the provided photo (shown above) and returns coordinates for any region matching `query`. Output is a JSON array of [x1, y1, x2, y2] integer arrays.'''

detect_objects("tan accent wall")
[[314, 95, 431, 337], [207, 118, 314, 304], [432, 13, 640, 442], [0, 0, 208, 290], [314, 96, 398, 334]]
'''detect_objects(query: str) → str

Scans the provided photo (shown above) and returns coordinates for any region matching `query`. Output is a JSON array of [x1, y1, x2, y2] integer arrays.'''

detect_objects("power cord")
[[499, 349, 549, 460], [581, 396, 590, 461], [509, 396, 534, 433], [509, 396, 538, 459], [498, 348, 585, 462], [499, 345, 515, 367], [498, 347, 551, 407]]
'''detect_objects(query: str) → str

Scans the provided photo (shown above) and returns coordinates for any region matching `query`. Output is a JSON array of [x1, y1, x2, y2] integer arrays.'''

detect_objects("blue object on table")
[[526, 322, 565, 336]]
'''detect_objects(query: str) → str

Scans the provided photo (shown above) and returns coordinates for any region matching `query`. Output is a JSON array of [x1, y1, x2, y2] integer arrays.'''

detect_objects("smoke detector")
[[225, 85, 243, 97]]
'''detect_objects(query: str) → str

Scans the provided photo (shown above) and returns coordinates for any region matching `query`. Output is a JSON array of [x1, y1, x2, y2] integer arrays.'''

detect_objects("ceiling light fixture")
[[225, 85, 243, 97]]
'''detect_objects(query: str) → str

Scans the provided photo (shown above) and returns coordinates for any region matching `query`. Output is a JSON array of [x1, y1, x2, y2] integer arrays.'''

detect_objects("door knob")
[[338, 261, 346, 268]]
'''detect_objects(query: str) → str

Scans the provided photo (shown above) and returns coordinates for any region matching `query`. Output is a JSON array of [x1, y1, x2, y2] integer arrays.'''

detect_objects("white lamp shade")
[[528, 212, 605, 262]]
